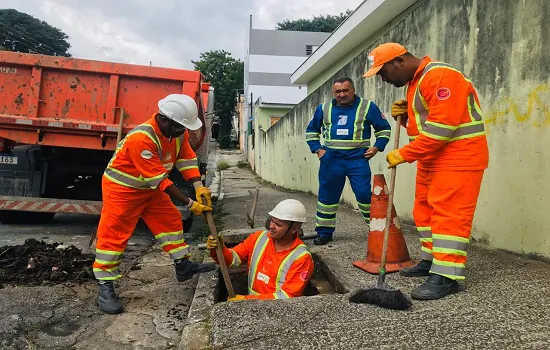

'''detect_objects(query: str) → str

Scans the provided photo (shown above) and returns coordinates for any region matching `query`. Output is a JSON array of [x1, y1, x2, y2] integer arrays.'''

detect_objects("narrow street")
[[0, 142, 219, 350], [208, 150, 550, 350]]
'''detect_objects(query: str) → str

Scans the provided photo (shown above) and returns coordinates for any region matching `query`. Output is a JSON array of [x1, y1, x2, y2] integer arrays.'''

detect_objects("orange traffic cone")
[[352, 174, 416, 274]]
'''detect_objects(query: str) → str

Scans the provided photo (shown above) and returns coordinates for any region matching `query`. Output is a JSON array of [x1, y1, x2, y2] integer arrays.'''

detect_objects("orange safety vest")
[[212, 230, 314, 300], [401, 57, 489, 171], [104, 116, 200, 191]]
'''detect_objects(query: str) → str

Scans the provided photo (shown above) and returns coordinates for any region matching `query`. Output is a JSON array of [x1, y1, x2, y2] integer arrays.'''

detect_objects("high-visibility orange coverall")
[[400, 57, 489, 281], [211, 230, 315, 300], [93, 116, 201, 281]]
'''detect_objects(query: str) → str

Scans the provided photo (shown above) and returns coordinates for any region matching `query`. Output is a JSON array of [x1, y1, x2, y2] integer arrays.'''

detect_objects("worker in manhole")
[[305, 77, 392, 245], [363, 43, 489, 300], [93, 93, 216, 314], [206, 199, 314, 300]]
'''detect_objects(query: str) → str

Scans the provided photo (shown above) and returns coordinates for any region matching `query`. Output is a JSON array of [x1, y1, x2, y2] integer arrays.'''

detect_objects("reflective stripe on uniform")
[[155, 230, 185, 247], [432, 233, 469, 258], [93, 267, 122, 280], [128, 124, 162, 158], [316, 202, 338, 215], [306, 132, 321, 141], [374, 130, 391, 139], [104, 122, 170, 190], [353, 99, 370, 140], [321, 98, 373, 149], [322, 102, 333, 141], [176, 158, 198, 171], [273, 244, 311, 299], [412, 62, 486, 142], [430, 258, 466, 280], [94, 249, 123, 266], [168, 245, 190, 260], [104, 167, 152, 189], [230, 250, 242, 267], [323, 139, 371, 149], [417, 227, 433, 261], [315, 216, 336, 227], [248, 231, 270, 294], [357, 202, 371, 215]]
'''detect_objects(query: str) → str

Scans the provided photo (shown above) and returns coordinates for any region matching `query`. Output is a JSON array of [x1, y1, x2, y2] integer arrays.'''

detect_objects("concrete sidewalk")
[[209, 151, 550, 350]]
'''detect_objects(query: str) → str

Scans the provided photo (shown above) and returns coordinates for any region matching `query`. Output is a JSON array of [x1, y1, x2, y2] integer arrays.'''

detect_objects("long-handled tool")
[[349, 115, 412, 310], [202, 195, 235, 299], [246, 187, 260, 228]]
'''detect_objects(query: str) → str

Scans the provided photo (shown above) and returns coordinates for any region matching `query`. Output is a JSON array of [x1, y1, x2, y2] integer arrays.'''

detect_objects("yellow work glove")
[[206, 234, 224, 250], [227, 294, 246, 302], [195, 186, 212, 207], [386, 149, 406, 169], [189, 200, 212, 216], [391, 99, 408, 122]]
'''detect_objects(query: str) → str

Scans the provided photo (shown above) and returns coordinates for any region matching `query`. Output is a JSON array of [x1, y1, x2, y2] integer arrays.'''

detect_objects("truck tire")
[[0, 210, 56, 224]]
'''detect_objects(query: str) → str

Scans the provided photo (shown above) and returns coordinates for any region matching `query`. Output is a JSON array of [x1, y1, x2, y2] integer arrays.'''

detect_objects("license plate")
[[0, 155, 17, 164]]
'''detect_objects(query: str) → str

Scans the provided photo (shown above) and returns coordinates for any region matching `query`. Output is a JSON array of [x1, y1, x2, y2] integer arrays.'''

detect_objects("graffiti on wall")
[[484, 84, 550, 134]]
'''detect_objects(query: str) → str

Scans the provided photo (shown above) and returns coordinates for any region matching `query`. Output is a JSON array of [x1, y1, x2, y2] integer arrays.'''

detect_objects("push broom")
[[349, 115, 412, 310]]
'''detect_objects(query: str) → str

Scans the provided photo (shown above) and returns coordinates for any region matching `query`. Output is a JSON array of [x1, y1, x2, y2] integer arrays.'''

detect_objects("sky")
[[0, 0, 363, 69]]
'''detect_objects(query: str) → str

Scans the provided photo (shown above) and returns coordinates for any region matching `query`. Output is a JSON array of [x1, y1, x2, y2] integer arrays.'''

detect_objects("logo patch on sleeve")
[[436, 87, 451, 100], [300, 271, 309, 281], [140, 150, 153, 159]]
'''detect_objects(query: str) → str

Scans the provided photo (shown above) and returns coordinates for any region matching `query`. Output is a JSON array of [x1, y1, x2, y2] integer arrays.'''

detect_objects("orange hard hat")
[[363, 43, 408, 77]]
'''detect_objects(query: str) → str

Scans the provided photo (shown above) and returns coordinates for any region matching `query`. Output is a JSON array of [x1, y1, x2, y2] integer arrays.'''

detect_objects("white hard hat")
[[158, 94, 202, 130], [268, 199, 307, 223]]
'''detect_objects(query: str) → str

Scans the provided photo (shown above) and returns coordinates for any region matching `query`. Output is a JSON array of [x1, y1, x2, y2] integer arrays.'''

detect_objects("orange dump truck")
[[0, 51, 216, 225]]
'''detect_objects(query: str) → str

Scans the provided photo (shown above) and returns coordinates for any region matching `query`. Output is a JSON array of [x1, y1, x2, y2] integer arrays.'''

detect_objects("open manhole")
[[215, 253, 346, 303]]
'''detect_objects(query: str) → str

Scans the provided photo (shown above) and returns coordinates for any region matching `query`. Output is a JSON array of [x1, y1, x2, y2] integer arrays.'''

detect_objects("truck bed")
[[0, 51, 205, 151]]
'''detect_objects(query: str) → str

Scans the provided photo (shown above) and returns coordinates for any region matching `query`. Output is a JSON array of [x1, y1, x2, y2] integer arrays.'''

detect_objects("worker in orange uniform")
[[93, 93, 216, 314], [206, 199, 314, 300], [363, 43, 489, 300]]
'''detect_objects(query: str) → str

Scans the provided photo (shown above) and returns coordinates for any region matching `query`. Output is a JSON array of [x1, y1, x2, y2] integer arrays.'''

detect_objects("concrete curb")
[[208, 170, 222, 202], [178, 261, 217, 350]]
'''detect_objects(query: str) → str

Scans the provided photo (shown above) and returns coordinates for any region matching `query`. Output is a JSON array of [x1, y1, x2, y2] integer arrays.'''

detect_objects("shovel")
[[202, 194, 235, 299], [246, 187, 260, 228]]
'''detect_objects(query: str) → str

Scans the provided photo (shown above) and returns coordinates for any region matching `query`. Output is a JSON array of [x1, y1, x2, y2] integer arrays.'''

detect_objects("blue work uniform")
[[305, 95, 391, 239]]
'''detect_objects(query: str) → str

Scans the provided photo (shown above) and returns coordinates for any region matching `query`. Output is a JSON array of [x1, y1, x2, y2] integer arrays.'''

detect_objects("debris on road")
[[0, 238, 95, 287]]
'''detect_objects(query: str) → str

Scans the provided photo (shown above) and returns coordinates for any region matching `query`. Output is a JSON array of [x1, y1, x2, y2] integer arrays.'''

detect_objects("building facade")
[[240, 15, 329, 168]]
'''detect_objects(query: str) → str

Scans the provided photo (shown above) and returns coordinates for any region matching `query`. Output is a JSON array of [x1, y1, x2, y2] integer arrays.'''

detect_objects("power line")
[[0, 22, 64, 55], [0, 29, 42, 54], [0, 22, 64, 56]]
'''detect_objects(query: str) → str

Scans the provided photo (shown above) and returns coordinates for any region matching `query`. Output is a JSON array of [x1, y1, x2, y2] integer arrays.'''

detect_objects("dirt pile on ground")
[[0, 238, 95, 287]]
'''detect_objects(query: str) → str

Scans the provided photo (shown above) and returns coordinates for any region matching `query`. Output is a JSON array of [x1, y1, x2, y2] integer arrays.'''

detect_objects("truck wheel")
[[0, 211, 56, 224]]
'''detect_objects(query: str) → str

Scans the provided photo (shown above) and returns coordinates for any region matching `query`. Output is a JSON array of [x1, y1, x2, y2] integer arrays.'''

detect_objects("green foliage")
[[217, 160, 230, 171], [192, 50, 244, 145], [237, 160, 249, 168], [216, 134, 231, 149], [0, 9, 71, 56], [275, 10, 353, 33]]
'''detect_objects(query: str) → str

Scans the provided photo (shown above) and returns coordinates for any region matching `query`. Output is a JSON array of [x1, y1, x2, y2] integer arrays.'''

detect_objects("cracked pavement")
[[0, 141, 219, 349], [0, 215, 208, 349], [209, 150, 550, 350]]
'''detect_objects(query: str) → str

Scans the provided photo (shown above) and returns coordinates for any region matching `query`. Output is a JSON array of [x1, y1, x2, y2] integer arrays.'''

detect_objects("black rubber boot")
[[400, 259, 432, 277], [175, 258, 216, 282], [411, 274, 460, 300], [313, 236, 332, 245], [97, 281, 124, 314]]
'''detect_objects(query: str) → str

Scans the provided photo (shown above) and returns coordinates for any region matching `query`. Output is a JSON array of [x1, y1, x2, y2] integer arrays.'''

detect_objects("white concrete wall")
[[255, 0, 550, 258]]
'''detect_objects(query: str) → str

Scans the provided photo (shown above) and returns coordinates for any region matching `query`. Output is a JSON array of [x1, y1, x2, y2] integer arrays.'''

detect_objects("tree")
[[275, 10, 353, 33], [192, 50, 243, 148], [0, 9, 71, 56]]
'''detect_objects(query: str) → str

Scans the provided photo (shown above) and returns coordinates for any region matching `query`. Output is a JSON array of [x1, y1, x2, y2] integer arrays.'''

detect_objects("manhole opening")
[[215, 253, 346, 303]]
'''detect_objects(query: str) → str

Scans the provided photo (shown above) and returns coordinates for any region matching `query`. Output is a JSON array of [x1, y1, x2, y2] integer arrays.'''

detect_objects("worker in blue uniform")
[[306, 77, 391, 245]]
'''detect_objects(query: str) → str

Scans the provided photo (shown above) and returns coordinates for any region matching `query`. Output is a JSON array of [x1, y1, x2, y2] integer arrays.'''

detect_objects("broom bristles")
[[349, 287, 412, 310]]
